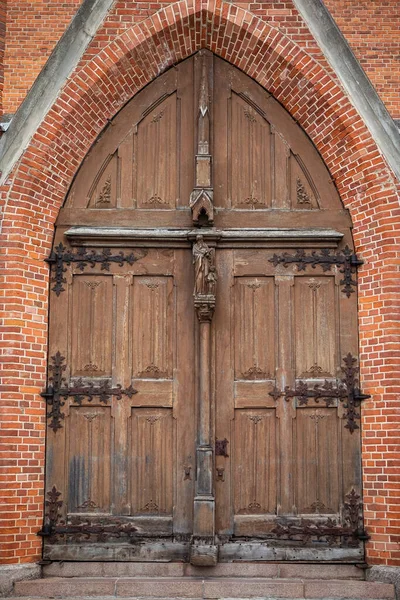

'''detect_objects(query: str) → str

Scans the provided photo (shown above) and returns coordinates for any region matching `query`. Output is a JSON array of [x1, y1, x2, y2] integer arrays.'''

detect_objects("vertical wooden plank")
[[173, 249, 195, 535], [70, 275, 113, 378], [45, 259, 72, 526], [132, 276, 173, 379], [177, 50, 195, 208], [136, 94, 178, 209], [131, 408, 174, 515], [233, 409, 276, 515], [294, 277, 336, 378], [118, 133, 134, 208], [213, 56, 230, 208], [272, 129, 290, 208], [230, 94, 270, 209], [215, 250, 234, 535], [234, 277, 275, 380], [337, 269, 362, 499], [68, 406, 112, 513], [111, 274, 132, 514], [295, 408, 339, 514], [275, 275, 296, 515]]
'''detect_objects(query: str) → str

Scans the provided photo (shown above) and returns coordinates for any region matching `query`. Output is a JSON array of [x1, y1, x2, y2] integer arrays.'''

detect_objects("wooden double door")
[[43, 52, 367, 562]]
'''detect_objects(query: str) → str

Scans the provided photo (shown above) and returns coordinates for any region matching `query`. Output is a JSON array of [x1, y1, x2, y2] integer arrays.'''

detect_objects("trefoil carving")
[[42, 352, 138, 432], [77, 498, 98, 511], [139, 363, 167, 378], [140, 500, 164, 513], [241, 365, 270, 380], [300, 363, 332, 378], [269, 246, 363, 297], [47, 243, 143, 296], [238, 501, 264, 515], [269, 353, 370, 433]]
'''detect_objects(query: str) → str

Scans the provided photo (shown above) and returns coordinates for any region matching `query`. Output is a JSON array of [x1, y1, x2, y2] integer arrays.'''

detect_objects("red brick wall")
[[0, 0, 6, 116], [0, 0, 399, 566], [326, 0, 400, 119], [1, 0, 399, 118], [2, 0, 81, 114]]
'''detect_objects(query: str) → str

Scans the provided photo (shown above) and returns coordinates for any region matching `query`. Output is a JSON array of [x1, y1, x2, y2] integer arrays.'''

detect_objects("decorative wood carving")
[[269, 354, 370, 433], [47, 243, 143, 296], [96, 176, 112, 205], [193, 236, 217, 322], [190, 52, 214, 226], [296, 178, 311, 204], [269, 246, 363, 297], [77, 498, 98, 511], [42, 352, 137, 432], [241, 365, 270, 380], [300, 363, 332, 378]]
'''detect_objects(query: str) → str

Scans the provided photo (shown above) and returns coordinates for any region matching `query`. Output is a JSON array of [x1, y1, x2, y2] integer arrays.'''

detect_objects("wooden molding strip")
[[65, 226, 343, 248]]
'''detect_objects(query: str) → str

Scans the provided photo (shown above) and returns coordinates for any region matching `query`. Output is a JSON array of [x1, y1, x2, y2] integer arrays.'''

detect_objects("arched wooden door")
[[42, 51, 369, 563]]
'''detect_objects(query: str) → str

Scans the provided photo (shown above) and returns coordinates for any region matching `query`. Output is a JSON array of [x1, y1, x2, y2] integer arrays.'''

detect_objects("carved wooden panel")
[[135, 94, 178, 209], [229, 93, 271, 209], [234, 277, 275, 380], [132, 276, 173, 379], [87, 153, 118, 209], [131, 408, 174, 515], [290, 154, 319, 209], [68, 406, 112, 513], [295, 408, 340, 514], [294, 276, 337, 379], [233, 409, 277, 515], [70, 276, 113, 377]]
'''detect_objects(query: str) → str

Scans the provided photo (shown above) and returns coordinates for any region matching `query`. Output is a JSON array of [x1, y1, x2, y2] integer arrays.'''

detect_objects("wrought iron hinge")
[[46, 243, 144, 295], [269, 353, 371, 433], [269, 246, 363, 297], [42, 352, 138, 432]]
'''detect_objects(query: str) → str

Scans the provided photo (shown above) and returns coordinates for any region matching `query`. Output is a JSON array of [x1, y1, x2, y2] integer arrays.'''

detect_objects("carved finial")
[[198, 52, 210, 155], [190, 189, 214, 226], [191, 52, 214, 227]]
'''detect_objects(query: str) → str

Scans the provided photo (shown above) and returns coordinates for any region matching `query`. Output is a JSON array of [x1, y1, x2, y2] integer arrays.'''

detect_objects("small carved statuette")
[[193, 236, 217, 322]]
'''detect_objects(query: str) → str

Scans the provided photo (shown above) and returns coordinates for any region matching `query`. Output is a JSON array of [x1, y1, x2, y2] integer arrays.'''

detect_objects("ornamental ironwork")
[[269, 354, 370, 433], [41, 352, 137, 432], [271, 488, 368, 547], [269, 246, 363, 297], [38, 486, 138, 543], [46, 243, 143, 295]]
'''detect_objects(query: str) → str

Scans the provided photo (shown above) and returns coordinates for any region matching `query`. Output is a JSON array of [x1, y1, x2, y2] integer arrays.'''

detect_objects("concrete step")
[[13, 577, 396, 599], [42, 563, 365, 580]]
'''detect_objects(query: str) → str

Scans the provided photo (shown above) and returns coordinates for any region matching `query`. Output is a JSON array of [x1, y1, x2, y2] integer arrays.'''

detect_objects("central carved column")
[[191, 235, 218, 565]]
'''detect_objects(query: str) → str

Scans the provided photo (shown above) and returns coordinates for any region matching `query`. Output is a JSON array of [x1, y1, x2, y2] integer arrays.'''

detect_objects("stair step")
[[13, 577, 395, 599], [42, 563, 365, 580]]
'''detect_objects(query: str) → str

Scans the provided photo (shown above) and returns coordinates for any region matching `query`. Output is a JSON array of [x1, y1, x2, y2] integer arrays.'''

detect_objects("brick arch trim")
[[0, 0, 399, 565]]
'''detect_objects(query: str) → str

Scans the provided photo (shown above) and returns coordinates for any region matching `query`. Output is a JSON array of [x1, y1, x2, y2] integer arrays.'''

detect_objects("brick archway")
[[1, 0, 399, 565]]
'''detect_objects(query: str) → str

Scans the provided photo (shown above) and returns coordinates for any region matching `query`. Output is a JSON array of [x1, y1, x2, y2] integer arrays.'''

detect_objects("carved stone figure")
[[193, 235, 215, 296], [206, 265, 217, 296]]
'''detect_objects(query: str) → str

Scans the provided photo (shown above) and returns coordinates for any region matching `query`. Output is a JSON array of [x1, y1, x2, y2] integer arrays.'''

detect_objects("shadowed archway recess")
[[40, 52, 369, 564]]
